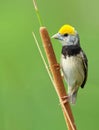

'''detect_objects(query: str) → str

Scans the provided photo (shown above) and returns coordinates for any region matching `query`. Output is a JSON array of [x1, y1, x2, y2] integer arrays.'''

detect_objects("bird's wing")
[[80, 50, 88, 88]]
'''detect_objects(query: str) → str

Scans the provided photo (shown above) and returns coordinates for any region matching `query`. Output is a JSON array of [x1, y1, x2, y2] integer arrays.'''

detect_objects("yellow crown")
[[58, 24, 75, 35]]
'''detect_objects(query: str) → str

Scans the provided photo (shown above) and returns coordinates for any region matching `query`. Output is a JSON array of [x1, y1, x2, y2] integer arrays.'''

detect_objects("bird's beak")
[[51, 33, 61, 40]]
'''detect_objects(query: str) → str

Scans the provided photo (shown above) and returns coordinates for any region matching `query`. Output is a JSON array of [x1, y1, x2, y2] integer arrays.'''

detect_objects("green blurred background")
[[0, 0, 99, 130]]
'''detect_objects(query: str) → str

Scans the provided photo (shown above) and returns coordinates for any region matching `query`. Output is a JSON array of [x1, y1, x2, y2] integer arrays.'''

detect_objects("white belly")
[[61, 55, 84, 88]]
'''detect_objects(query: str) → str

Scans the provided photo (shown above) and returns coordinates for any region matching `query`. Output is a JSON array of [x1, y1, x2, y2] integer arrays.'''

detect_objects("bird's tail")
[[69, 92, 77, 104]]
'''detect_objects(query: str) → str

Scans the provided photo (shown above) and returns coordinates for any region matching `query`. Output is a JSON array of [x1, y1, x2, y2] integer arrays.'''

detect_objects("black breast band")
[[62, 45, 81, 58]]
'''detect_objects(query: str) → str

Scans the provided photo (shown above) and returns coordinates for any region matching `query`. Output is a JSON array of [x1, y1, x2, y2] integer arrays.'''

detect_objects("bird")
[[52, 24, 88, 104]]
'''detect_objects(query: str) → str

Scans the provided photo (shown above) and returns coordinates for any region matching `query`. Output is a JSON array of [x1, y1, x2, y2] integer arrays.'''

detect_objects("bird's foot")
[[50, 63, 64, 79], [51, 63, 60, 70], [49, 63, 60, 73], [59, 95, 69, 105]]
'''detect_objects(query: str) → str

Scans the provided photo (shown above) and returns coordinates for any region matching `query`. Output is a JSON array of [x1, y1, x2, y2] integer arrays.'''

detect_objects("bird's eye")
[[63, 33, 68, 37]]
